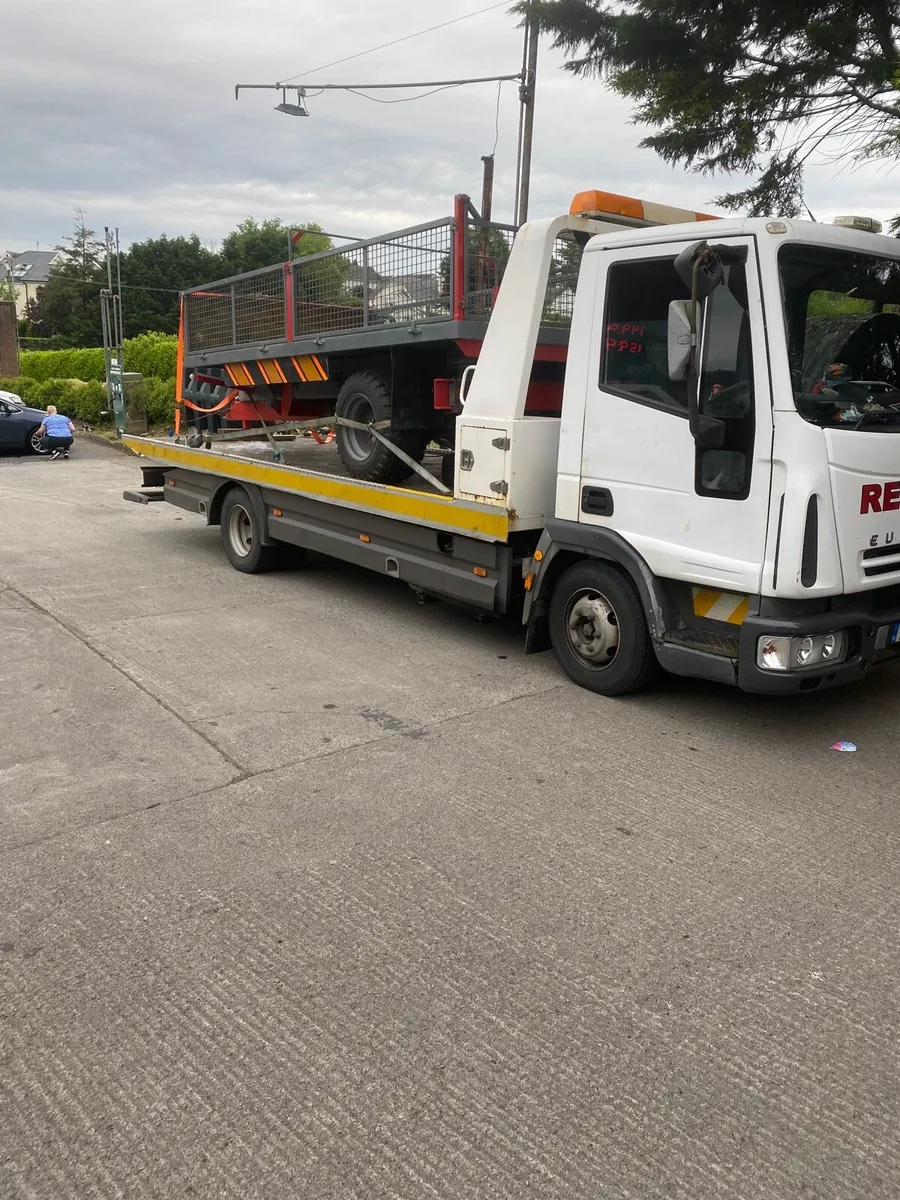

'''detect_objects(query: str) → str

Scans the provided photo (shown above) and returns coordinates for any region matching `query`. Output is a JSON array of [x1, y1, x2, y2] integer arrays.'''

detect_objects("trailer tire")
[[549, 560, 658, 696], [335, 371, 428, 485], [440, 452, 455, 490], [220, 487, 280, 574]]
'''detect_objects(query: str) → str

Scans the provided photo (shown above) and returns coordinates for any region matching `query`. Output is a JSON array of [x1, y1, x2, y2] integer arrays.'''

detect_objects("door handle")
[[581, 486, 614, 516]]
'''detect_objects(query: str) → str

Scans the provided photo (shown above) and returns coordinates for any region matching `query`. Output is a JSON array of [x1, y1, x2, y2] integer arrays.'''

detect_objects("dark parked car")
[[0, 392, 49, 454]]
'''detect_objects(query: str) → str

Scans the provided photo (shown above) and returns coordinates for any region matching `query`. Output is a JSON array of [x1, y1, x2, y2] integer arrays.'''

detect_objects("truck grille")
[[862, 544, 900, 578]]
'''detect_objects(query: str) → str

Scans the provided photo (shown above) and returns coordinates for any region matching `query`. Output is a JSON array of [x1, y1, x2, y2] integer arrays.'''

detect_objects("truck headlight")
[[757, 631, 848, 672]]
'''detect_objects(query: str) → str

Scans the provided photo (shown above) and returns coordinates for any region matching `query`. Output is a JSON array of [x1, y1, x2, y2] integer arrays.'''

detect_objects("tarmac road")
[[1, 439, 898, 1199]]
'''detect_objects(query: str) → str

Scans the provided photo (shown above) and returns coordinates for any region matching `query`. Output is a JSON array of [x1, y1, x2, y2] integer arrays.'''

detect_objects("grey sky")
[[3, 0, 898, 255]]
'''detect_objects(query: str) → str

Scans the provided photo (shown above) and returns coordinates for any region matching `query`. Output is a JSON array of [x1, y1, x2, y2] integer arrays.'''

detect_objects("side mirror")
[[667, 300, 693, 381], [674, 240, 724, 301]]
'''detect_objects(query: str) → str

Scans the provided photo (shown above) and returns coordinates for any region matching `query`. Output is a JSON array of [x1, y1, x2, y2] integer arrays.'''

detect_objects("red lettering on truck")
[[861, 484, 883, 513], [861, 481, 900, 513]]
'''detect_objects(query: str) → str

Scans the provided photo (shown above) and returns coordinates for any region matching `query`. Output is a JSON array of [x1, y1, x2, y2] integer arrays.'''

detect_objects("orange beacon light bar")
[[570, 189, 719, 226]]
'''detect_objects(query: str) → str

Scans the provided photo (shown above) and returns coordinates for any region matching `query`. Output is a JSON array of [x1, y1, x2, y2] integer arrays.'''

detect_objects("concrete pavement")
[[1, 440, 899, 1198]]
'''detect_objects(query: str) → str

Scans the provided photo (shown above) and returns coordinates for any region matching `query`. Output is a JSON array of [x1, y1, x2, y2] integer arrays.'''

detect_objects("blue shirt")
[[43, 414, 72, 437]]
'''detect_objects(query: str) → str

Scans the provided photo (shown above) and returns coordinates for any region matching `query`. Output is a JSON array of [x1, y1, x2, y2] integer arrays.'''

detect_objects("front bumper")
[[738, 607, 900, 693]]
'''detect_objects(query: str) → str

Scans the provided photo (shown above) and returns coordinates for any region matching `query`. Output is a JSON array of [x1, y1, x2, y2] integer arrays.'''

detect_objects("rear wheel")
[[220, 488, 279, 574], [549, 561, 658, 696], [334, 371, 428, 485]]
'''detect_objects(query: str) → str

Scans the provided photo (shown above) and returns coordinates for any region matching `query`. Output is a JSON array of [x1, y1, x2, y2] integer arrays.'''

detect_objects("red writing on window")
[[606, 323, 645, 356]]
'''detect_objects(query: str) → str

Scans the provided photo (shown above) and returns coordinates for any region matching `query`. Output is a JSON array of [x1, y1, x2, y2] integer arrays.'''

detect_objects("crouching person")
[[38, 405, 76, 459]]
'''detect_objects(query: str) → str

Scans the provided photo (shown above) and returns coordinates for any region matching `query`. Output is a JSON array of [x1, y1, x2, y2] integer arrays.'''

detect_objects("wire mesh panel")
[[465, 219, 516, 318], [183, 208, 587, 357], [366, 223, 453, 325], [541, 236, 583, 328], [233, 267, 286, 344], [294, 220, 454, 336], [294, 245, 367, 336], [185, 288, 233, 352]]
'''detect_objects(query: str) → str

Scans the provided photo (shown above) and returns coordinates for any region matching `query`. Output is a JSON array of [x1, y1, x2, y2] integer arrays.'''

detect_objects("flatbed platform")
[[122, 436, 511, 541]]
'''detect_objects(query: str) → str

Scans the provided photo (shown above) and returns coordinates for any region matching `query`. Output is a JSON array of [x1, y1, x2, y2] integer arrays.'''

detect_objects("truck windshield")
[[780, 243, 900, 431]]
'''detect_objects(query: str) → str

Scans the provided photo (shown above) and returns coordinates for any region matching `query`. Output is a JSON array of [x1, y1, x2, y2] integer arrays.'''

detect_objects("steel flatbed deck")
[[123, 436, 511, 542]]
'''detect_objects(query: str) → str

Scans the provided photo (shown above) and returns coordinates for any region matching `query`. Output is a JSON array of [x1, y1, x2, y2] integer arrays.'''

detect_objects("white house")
[[371, 274, 447, 324], [0, 250, 62, 318]]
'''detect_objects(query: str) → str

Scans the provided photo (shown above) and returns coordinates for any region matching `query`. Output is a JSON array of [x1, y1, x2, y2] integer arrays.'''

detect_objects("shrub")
[[20, 332, 178, 383], [32, 378, 80, 410], [125, 334, 178, 382], [72, 380, 107, 424], [0, 376, 42, 403], [144, 376, 176, 427]]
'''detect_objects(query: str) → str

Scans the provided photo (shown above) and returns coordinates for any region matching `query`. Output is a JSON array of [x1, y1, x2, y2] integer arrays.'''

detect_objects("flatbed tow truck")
[[125, 189, 900, 695]]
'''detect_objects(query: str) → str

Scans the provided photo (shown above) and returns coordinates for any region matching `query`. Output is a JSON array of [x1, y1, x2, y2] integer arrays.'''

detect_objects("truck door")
[[578, 238, 773, 594]]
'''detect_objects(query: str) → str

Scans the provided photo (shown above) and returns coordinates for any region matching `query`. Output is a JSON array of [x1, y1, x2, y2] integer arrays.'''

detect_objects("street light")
[[274, 87, 309, 117]]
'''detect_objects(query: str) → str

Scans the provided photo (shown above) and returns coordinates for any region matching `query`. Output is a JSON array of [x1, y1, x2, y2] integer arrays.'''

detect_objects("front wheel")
[[219, 488, 279, 574], [548, 561, 658, 696], [28, 427, 50, 456]]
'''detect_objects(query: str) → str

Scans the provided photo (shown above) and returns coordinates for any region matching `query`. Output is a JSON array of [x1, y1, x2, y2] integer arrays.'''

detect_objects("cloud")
[[2, 0, 899, 254]]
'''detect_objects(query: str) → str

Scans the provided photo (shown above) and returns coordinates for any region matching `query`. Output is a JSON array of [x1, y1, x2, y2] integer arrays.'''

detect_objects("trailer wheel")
[[549, 561, 658, 696], [220, 488, 279, 574], [440, 452, 455, 490], [335, 371, 428, 485]]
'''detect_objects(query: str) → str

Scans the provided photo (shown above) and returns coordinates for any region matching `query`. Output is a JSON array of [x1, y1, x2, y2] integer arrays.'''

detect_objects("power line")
[[278, 1, 511, 86], [342, 84, 465, 105]]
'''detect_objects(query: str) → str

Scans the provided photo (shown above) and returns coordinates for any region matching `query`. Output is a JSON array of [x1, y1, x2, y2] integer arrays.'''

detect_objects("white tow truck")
[[125, 188, 900, 695]]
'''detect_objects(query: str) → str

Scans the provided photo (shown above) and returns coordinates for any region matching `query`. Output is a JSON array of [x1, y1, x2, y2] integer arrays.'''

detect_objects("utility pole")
[[515, 2, 539, 227], [101, 226, 125, 437], [480, 153, 495, 223], [475, 154, 495, 315]]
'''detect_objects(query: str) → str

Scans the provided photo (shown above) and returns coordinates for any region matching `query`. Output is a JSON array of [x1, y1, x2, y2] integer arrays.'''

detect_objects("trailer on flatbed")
[[177, 195, 577, 485]]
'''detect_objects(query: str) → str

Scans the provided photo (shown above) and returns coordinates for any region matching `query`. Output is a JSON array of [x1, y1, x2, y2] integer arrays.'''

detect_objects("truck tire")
[[549, 560, 658, 696], [220, 487, 280, 574], [335, 371, 428, 485]]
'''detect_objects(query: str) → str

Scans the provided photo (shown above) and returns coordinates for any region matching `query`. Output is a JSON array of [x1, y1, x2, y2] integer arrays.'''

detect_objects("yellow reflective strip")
[[228, 363, 252, 387], [692, 588, 721, 618], [297, 354, 324, 382], [727, 597, 749, 625], [123, 438, 510, 540], [291, 356, 308, 382]]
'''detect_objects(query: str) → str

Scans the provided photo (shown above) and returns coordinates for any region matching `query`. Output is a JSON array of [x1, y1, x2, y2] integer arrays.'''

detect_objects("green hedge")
[[143, 377, 176, 426], [19, 332, 178, 383], [0, 375, 176, 427]]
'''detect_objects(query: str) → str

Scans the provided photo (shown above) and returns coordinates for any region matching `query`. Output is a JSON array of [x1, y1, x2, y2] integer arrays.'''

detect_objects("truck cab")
[[458, 193, 900, 693]]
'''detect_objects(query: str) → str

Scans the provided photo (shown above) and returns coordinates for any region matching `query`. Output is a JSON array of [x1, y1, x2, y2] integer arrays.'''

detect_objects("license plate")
[[891, 623, 900, 646]]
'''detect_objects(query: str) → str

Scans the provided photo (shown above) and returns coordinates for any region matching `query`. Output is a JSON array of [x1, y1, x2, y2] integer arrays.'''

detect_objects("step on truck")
[[125, 188, 900, 696]]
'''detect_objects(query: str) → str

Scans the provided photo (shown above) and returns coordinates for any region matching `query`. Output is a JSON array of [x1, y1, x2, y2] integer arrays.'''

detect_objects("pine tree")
[[517, 0, 900, 215], [34, 211, 106, 346]]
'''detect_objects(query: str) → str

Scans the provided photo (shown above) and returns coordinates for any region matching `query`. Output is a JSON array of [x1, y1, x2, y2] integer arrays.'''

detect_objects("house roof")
[[2, 250, 60, 284], [344, 262, 386, 287], [376, 273, 443, 305]]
